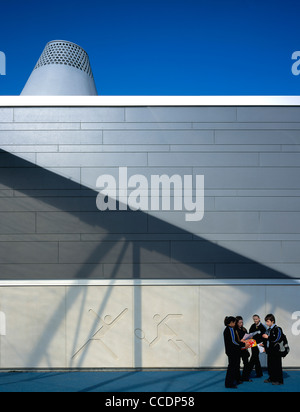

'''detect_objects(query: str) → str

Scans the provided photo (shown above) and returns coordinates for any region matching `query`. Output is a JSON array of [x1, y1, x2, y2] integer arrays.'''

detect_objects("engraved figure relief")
[[135, 313, 196, 358], [72, 308, 128, 361]]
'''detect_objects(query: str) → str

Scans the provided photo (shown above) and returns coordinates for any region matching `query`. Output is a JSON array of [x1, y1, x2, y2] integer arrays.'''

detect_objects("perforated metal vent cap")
[[34, 40, 94, 78], [21, 39, 98, 95]]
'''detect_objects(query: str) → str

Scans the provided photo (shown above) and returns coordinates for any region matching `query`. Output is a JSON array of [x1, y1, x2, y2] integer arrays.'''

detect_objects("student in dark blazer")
[[247, 314, 266, 378], [223, 316, 249, 388], [262, 314, 284, 385]]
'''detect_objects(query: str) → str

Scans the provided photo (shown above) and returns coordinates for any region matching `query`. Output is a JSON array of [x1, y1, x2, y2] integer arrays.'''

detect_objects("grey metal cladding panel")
[[125, 107, 237, 122], [193, 167, 300, 189], [260, 212, 300, 233], [148, 211, 260, 234], [215, 130, 300, 145], [0, 168, 80, 190], [282, 145, 300, 152], [171, 240, 282, 264], [0, 122, 81, 130], [100, 144, 170, 153], [1, 145, 58, 153], [0, 152, 35, 167], [103, 262, 215, 279], [0, 242, 58, 263], [0, 212, 36, 234], [237, 107, 300, 122], [59, 241, 170, 264], [170, 144, 282, 152], [0, 196, 99, 213], [0, 130, 102, 145], [218, 240, 283, 263], [265, 263, 300, 278], [215, 196, 300, 212], [215, 263, 286, 278], [36, 211, 148, 234], [0, 109, 13, 122], [148, 152, 259, 167], [103, 130, 213, 145], [36, 152, 147, 167], [260, 153, 300, 166], [0, 263, 104, 280], [282, 241, 300, 262], [82, 122, 194, 130], [14, 107, 125, 122], [193, 122, 300, 130]]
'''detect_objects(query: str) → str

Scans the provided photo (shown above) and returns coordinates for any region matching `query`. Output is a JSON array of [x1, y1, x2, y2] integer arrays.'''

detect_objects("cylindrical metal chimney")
[[21, 40, 98, 95]]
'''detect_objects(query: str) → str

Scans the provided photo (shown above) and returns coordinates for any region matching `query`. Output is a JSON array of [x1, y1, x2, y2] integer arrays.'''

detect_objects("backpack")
[[274, 328, 290, 358]]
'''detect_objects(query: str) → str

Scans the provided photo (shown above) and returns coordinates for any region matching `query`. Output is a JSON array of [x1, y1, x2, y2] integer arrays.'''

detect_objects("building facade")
[[0, 99, 299, 369]]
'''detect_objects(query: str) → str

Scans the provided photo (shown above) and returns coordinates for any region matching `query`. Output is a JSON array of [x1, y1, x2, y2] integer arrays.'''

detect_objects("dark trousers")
[[225, 353, 240, 388], [240, 349, 250, 380], [267, 352, 283, 383], [248, 346, 263, 377]]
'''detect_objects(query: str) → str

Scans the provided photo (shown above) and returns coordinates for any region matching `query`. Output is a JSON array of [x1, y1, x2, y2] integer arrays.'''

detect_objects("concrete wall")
[[0, 282, 299, 368], [0, 103, 300, 368]]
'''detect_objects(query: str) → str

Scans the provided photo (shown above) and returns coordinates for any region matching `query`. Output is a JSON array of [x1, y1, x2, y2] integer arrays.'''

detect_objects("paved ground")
[[0, 369, 299, 392]]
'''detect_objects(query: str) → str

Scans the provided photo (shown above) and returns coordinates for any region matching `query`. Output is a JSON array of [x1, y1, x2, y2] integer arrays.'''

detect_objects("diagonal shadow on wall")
[[0, 149, 290, 281], [0, 149, 295, 368]]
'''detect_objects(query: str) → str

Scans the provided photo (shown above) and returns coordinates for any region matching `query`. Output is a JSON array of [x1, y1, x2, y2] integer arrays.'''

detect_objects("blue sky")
[[0, 0, 300, 95]]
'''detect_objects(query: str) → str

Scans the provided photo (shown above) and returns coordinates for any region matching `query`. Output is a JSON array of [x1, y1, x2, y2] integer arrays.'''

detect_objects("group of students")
[[223, 313, 284, 389]]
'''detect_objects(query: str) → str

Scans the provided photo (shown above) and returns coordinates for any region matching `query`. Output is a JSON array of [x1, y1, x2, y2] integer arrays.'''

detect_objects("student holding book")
[[247, 314, 266, 378]]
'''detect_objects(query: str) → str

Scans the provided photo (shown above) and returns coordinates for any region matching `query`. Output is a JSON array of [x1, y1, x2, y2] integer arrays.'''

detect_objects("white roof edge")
[[1, 95, 300, 106], [0, 279, 299, 287]]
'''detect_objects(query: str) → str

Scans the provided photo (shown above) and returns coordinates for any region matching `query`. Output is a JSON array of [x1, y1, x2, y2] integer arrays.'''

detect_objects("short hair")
[[224, 316, 236, 326], [253, 314, 260, 318], [265, 313, 275, 323]]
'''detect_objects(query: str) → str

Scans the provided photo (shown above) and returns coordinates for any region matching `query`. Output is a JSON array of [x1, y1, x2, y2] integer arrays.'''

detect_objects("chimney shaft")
[[21, 40, 98, 95]]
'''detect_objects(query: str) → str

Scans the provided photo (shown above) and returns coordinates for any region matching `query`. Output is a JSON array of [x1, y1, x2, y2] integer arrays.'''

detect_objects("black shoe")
[[272, 381, 283, 385]]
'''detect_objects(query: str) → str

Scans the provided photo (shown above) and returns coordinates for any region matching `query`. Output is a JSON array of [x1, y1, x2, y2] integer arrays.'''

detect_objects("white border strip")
[[0, 279, 299, 286], [1, 96, 300, 106]]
